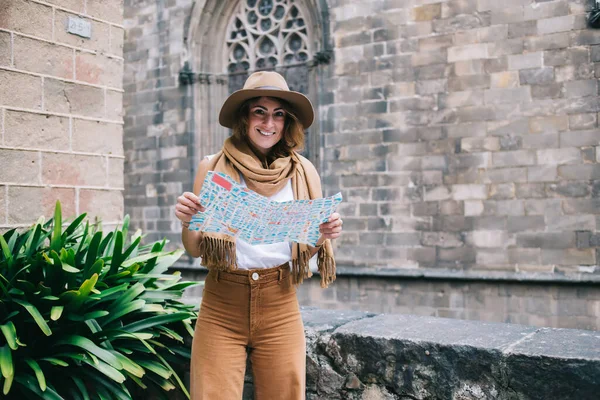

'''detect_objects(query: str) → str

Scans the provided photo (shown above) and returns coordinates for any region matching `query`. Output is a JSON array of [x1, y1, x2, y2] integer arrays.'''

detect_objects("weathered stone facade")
[[0, 0, 125, 228], [122, 0, 600, 327]]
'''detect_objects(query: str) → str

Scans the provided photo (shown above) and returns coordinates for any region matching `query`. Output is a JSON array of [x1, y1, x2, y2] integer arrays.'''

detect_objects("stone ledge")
[[300, 308, 600, 400], [173, 262, 600, 285]]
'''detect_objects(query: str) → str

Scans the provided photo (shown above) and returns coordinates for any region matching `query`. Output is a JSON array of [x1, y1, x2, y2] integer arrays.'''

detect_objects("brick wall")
[[122, 0, 195, 246], [323, 0, 600, 277], [0, 0, 125, 229]]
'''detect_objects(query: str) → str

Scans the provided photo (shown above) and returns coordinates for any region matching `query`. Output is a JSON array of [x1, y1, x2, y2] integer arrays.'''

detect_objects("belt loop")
[[278, 269, 283, 284], [215, 270, 220, 283]]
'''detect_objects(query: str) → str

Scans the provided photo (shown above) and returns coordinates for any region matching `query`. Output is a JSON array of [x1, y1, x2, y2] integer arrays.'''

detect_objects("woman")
[[174, 71, 343, 400]]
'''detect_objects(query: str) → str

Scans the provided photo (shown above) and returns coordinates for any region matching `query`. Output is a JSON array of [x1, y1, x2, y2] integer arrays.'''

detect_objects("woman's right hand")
[[175, 192, 205, 225]]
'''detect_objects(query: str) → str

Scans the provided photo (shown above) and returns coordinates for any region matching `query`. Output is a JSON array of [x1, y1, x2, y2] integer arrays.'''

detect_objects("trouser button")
[[251, 272, 259, 281]]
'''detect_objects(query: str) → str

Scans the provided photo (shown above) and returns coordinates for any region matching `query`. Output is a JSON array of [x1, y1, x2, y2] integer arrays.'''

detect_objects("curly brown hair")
[[231, 96, 305, 161]]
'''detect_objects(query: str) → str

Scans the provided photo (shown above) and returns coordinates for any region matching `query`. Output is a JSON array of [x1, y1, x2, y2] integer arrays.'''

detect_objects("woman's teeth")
[[258, 129, 275, 136]]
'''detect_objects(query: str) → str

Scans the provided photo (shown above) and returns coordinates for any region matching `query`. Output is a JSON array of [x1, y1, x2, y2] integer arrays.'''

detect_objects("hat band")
[[251, 85, 285, 90]]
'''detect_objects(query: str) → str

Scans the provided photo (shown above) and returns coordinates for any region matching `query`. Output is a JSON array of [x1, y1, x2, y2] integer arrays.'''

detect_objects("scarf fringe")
[[291, 248, 312, 285], [198, 237, 237, 271], [317, 246, 336, 288]]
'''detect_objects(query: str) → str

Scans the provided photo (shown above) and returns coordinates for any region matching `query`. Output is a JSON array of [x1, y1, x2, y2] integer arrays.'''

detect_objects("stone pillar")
[[0, 0, 125, 229]]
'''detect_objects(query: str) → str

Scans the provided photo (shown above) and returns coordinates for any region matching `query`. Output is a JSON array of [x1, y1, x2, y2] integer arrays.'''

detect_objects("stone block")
[[4, 110, 69, 150], [448, 75, 490, 92], [76, 52, 124, 88], [524, 1, 569, 20], [564, 80, 597, 98], [86, 0, 123, 24], [416, 79, 447, 95], [434, 14, 489, 34], [108, 158, 124, 189], [448, 43, 489, 63], [72, 119, 123, 155], [488, 39, 524, 57], [0, 186, 4, 223], [54, 10, 110, 53], [106, 90, 123, 121], [529, 115, 568, 133], [0, 31, 11, 66], [467, 230, 507, 248], [337, 31, 371, 48], [110, 26, 125, 56], [42, 153, 106, 186], [0, 149, 39, 184], [418, 34, 454, 52], [555, 64, 595, 82], [7, 186, 76, 224], [51, 0, 84, 12], [569, 113, 597, 130], [560, 130, 599, 148], [518, 68, 554, 85], [79, 189, 123, 222], [421, 232, 464, 248], [44, 79, 104, 118], [523, 32, 571, 52], [0, 70, 42, 109], [491, 7, 525, 24], [453, 59, 485, 76], [523, 133, 559, 150], [492, 150, 536, 167], [562, 198, 600, 214], [536, 148, 581, 165], [527, 166, 557, 182], [544, 48, 590, 67], [412, 51, 447, 67], [490, 71, 519, 89], [541, 249, 595, 265], [439, 90, 484, 108], [13, 36, 73, 79], [0, 0, 53, 40], [508, 52, 542, 70], [517, 232, 575, 249], [546, 215, 595, 231], [547, 182, 590, 198], [484, 87, 531, 105], [411, 4, 441, 21], [461, 137, 501, 152], [489, 183, 515, 199], [508, 21, 537, 38], [530, 83, 563, 99], [451, 184, 487, 200], [507, 215, 545, 233], [537, 15, 576, 35]]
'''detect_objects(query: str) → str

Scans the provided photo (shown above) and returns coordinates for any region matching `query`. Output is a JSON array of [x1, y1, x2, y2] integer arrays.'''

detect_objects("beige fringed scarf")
[[195, 136, 336, 288]]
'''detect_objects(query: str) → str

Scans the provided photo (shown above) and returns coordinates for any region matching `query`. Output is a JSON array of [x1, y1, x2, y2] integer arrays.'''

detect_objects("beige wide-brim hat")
[[219, 71, 314, 129]]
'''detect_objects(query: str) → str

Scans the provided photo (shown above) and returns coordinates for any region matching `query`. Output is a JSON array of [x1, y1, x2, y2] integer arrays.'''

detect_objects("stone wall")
[[292, 308, 600, 400], [323, 0, 600, 278], [182, 271, 600, 331], [122, 0, 195, 246], [0, 0, 125, 228]]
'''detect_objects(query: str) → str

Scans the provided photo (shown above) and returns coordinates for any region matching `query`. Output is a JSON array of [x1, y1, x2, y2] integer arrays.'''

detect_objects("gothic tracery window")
[[225, 0, 312, 94]]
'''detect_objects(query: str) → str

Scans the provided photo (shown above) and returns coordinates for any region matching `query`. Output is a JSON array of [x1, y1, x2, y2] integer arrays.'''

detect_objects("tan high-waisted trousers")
[[190, 264, 306, 400]]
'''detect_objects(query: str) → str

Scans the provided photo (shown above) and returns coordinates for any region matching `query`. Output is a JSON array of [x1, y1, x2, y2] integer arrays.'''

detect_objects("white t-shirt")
[[203, 155, 293, 269]]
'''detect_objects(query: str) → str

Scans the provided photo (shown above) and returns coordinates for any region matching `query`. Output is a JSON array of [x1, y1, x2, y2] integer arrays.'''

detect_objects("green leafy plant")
[[0, 202, 199, 399]]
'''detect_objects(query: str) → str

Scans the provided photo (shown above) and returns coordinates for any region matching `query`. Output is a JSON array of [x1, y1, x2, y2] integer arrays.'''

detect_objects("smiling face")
[[245, 97, 287, 156]]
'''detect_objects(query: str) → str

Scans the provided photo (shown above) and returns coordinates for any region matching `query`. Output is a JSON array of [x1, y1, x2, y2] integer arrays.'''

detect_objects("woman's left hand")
[[318, 212, 343, 243]]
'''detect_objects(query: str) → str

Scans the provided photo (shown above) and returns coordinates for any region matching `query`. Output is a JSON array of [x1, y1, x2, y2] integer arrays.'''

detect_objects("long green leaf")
[[121, 313, 191, 333], [25, 358, 46, 391], [0, 236, 12, 269], [137, 360, 172, 379], [50, 201, 62, 252], [13, 299, 52, 336], [0, 322, 18, 350], [111, 351, 145, 378], [2, 372, 14, 395], [63, 213, 87, 239], [0, 345, 13, 379], [81, 357, 125, 383], [101, 299, 145, 325], [56, 335, 122, 370], [109, 231, 124, 276], [156, 351, 190, 399], [25, 223, 42, 257], [84, 232, 102, 275], [71, 376, 90, 400]]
